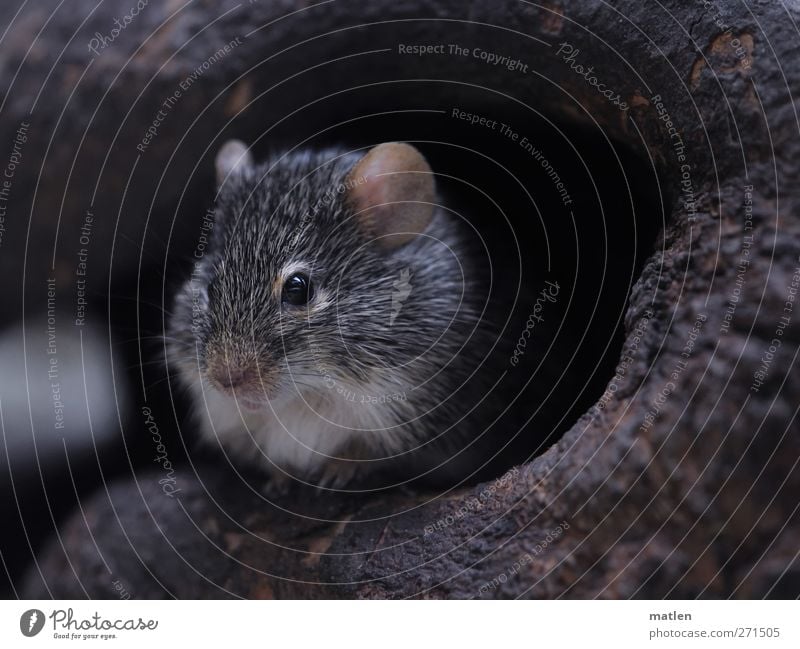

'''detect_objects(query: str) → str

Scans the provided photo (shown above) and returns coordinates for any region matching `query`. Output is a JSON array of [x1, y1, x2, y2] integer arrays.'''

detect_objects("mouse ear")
[[346, 142, 436, 249], [215, 139, 253, 186]]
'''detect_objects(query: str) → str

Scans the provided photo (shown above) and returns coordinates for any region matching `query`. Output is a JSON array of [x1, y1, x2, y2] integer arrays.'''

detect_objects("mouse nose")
[[205, 343, 260, 392], [209, 364, 252, 390]]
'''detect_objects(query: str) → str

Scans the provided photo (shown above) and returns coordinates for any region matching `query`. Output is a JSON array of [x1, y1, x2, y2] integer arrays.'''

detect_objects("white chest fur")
[[190, 377, 408, 476]]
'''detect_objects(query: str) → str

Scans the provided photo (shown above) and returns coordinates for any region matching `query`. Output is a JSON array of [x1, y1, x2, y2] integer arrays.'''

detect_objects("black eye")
[[282, 273, 314, 306]]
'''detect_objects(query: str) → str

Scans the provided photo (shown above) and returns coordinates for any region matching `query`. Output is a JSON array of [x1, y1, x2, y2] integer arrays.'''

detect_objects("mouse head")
[[176, 141, 457, 408]]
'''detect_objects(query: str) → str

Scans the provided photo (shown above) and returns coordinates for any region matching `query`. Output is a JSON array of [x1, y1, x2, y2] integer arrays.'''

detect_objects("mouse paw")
[[260, 471, 294, 500], [315, 460, 364, 491]]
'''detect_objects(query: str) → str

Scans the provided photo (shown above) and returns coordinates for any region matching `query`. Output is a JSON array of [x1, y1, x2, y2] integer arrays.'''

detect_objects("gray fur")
[[169, 142, 508, 488]]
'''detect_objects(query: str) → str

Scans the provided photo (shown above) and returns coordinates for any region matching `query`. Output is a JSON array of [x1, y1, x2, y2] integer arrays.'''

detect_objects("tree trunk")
[[12, 0, 800, 598]]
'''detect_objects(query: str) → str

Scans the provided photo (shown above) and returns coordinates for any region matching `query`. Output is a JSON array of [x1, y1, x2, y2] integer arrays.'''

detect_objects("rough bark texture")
[[11, 0, 800, 598]]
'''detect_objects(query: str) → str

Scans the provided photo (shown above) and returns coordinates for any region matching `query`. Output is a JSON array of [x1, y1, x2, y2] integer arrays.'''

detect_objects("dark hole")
[[0, 103, 667, 596], [0, 112, 667, 599], [124, 103, 665, 490]]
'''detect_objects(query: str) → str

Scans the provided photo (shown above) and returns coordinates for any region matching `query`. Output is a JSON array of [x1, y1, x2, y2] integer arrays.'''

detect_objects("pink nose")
[[206, 343, 272, 393], [209, 364, 253, 389]]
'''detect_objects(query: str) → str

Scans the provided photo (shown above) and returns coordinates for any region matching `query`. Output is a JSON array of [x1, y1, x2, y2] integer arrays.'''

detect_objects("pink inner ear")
[[347, 142, 436, 249], [352, 153, 391, 210]]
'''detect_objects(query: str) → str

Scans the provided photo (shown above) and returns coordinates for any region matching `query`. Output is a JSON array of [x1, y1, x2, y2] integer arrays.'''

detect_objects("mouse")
[[168, 139, 561, 492]]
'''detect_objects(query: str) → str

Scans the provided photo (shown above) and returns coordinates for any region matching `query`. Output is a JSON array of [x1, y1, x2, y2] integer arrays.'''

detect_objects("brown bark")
[[11, 0, 800, 598]]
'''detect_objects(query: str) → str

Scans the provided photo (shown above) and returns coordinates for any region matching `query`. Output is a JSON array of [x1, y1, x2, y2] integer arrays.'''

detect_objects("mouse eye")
[[282, 273, 314, 306]]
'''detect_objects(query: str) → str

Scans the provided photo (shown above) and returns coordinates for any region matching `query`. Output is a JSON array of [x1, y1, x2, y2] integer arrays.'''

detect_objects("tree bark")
[[13, 0, 800, 598]]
